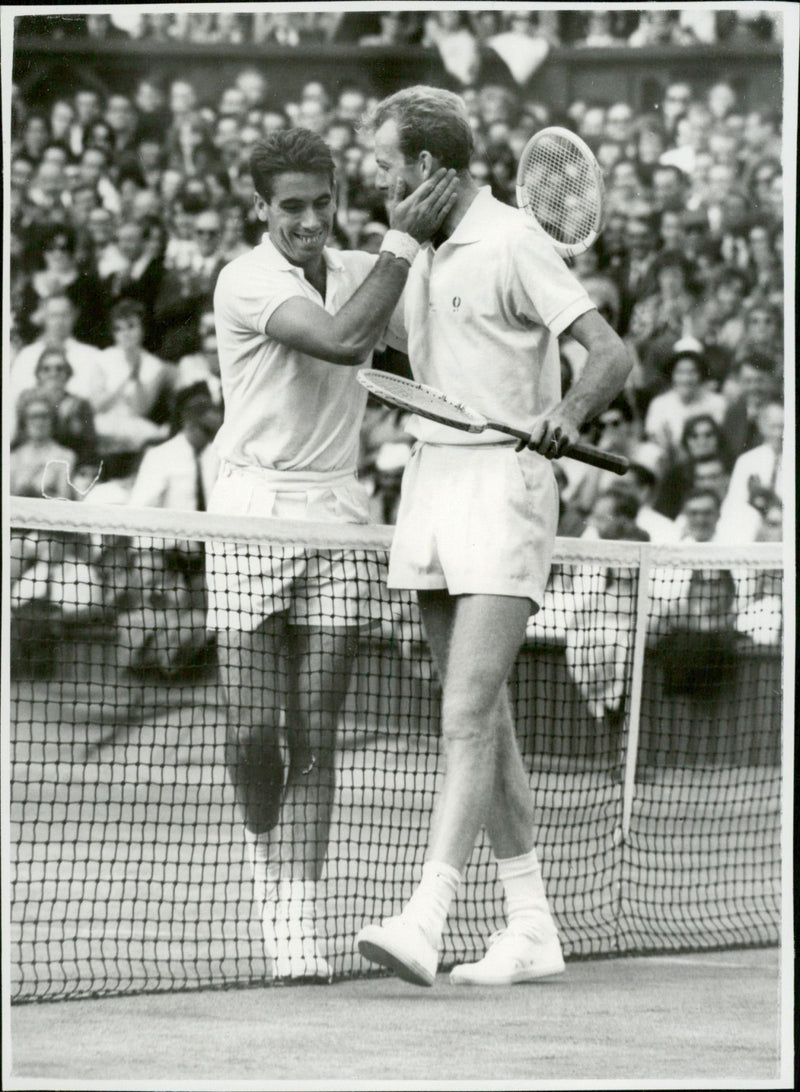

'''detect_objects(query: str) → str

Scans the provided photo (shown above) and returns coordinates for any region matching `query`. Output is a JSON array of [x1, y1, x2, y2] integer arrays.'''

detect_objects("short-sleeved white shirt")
[[386, 187, 595, 445], [213, 235, 377, 472]]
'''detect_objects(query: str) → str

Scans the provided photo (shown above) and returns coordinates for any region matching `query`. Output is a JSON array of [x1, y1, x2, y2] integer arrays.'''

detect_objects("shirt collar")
[[436, 186, 498, 247], [258, 233, 345, 273]]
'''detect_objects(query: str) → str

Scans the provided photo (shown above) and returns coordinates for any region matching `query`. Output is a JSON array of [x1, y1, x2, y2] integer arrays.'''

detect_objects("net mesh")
[[518, 131, 603, 247], [7, 499, 783, 1003]]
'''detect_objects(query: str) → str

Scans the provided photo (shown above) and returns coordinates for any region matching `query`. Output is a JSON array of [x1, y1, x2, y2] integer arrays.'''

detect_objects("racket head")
[[357, 370, 486, 434], [516, 126, 605, 259]]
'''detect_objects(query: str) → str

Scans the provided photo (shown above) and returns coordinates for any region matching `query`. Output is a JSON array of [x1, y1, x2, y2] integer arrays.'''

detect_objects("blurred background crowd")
[[8, 8, 785, 557]]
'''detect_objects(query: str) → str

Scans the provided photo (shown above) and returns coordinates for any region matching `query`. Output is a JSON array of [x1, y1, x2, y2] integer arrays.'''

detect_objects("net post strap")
[[621, 543, 653, 841]]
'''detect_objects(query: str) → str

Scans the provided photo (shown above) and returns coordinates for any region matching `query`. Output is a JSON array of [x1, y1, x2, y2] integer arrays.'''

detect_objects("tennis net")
[[7, 497, 784, 1002]]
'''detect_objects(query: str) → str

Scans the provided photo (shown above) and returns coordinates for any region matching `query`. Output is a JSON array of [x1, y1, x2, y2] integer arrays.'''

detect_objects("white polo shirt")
[[213, 235, 377, 473], [386, 187, 595, 445]]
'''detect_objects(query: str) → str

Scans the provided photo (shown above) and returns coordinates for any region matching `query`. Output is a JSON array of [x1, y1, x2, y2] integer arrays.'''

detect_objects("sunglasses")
[[599, 418, 624, 429]]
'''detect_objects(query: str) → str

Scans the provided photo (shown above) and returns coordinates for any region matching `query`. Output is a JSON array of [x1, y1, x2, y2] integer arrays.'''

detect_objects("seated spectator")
[[10, 293, 107, 410], [583, 487, 649, 544], [93, 299, 174, 478], [9, 393, 76, 499], [720, 353, 780, 457], [152, 207, 223, 361], [129, 382, 221, 511], [644, 345, 726, 462], [622, 443, 680, 543], [100, 216, 167, 344], [690, 453, 731, 507], [718, 401, 783, 543], [25, 346, 98, 463], [731, 300, 783, 371], [559, 395, 639, 519], [219, 200, 253, 261], [654, 414, 732, 519], [17, 222, 106, 346], [627, 251, 699, 407], [694, 266, 750, 356], [176, 309, 223, 406], [676, 487, 723, 543]]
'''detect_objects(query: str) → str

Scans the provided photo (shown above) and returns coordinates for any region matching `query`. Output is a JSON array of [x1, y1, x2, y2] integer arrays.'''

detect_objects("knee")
[[441, 691, 497, 744]]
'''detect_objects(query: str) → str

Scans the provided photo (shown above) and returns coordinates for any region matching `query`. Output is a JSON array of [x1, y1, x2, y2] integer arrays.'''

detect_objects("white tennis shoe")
[[357, 915, 438, 987], [449, 928, 565, 986]]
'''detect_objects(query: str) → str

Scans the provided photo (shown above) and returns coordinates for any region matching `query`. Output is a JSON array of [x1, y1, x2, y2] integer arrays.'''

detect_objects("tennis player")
[[208, 127, 457, 981], [356, 87, 632, 986]]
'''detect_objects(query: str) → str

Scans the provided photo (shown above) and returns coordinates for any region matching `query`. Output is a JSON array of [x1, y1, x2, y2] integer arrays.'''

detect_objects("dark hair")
[[680, 413, 722, 450], [682, 487, 721, 512], [110, 298, 146, 326], [36, 346, 73, 377], [650, 247, 693, 284], [601, 487, 640, 522], [364, 85, 473, 171], [629, 463, 657, 490], [41, 222, 76, 254], [667, 354, 707, 385], [250, 128, 335, 202], [601, 393, 634, 424]]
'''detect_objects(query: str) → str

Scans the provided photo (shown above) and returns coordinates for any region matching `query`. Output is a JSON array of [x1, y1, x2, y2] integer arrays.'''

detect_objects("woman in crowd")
[[654, 413, 732, 519], [10, 392, 76, 499], [644, 347, 726, 462], [26, 345, 99, 464]]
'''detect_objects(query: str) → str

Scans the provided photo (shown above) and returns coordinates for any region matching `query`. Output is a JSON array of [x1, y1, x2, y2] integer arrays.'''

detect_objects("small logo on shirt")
[[452, 296, 461, 311]]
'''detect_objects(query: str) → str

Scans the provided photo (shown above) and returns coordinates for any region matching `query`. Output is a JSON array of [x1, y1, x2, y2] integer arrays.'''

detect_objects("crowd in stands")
[[16, 9, 781, 48], [8, 16, 786, 677]]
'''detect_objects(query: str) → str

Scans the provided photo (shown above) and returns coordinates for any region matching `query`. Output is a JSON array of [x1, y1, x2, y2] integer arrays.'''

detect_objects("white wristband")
[[380, 230, 421, 266]]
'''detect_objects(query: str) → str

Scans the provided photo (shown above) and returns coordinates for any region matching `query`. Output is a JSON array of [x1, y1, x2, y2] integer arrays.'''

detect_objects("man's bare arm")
[[265, 170, 457, 366], [523, 309, 632, 457]]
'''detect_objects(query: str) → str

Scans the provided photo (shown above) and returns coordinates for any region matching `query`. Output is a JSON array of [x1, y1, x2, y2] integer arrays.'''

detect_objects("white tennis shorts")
[[388, 443, 559, 610], [206, 460, 380, 630]]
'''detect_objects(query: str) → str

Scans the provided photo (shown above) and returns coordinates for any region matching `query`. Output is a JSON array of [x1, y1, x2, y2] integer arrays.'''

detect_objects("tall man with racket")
[[208, 127, 457, 981], [356, 86, 632, 986]]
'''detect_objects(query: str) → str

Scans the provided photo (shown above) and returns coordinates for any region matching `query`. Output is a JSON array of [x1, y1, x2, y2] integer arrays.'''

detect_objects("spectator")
[[654, 414, 732, 519], [10, 293, 107, 410], [560, 395, 639, 518], [651, 163, 689, 214], [219, 200, 253, 261], [614, 215, 659, 333], [26, 345, 98, 463], [100, 216, 167, 342], [16, 222, 105, 346], [104, 93, 140, 162], [622, 443, 680, 543], [733, 298, 782, 368], [584, 487, 647, 543], [152, 207, 223, 361], [677, 487, 723, 543], [93, 299, 174, 477], [718, 401, 783, 543], [690, 453, 732, 507], [176, 308, 223, 406], [644, 344, 726, 460], [10, 393, 76, 499], [720, 353, 780, 457], [129, 382, 222, 511], [627, 253, 700, 407], [694, 266, 750, 356]]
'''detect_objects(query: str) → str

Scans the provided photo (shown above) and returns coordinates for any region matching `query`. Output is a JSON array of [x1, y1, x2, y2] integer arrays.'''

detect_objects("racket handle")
[[566, 443, 629, 475], [486, 423, 630, 475]]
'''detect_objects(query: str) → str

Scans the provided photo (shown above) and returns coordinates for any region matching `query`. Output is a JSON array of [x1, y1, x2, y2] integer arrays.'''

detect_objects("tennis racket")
[[516, 127, 605, 258], [358, 370, 629, 475]]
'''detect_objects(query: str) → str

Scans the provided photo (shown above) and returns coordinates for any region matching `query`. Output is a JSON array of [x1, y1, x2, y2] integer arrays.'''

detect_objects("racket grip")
[[566, 443, 630, 475]]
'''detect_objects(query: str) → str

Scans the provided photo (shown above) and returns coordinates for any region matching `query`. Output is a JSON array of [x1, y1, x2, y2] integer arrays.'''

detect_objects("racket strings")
[[362, 373, 480, 427], [520, 136, 602, 247]]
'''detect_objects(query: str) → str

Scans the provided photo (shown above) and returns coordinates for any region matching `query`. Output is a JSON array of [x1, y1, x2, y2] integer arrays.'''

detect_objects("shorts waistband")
[[218, 459, 358, 491]]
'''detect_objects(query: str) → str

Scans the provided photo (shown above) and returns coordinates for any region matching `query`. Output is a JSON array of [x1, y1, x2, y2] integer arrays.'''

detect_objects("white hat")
[[629, 441, 666, 480]]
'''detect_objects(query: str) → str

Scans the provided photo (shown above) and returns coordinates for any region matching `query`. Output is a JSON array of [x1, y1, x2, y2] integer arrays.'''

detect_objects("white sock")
[[277, 878, 317, 922], [496, 847, 557, 939], [402, 860, 461, 948], [244, 828, 279, 908]]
